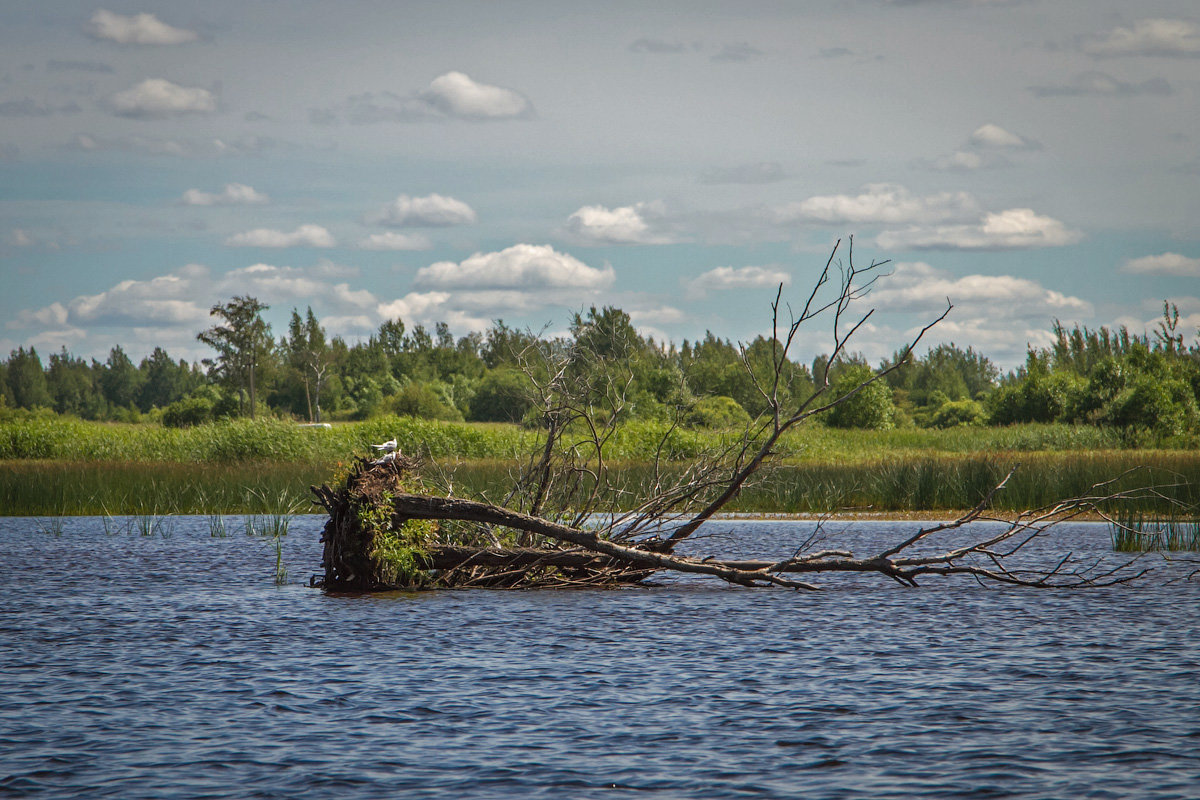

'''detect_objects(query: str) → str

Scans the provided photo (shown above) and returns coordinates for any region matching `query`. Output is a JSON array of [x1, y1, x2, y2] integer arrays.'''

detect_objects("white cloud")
[[416, 244, 615, 290], [421, 71, 534, 120], [1085, 19, 1200, 58], [180, 183, 269, 206], [871, 261, 1092, 320], [370, 193, 477, 227], [1123, 252, 1200, 276], [875, 208, 1083, 250], [225, 225, 336, 248], [686, 265, 791, 299], [922, 124, 1038, 171], [967, 123, 1036, 150], [376, 291, 454, 321], [565, 201, 675, 244], [108, 79, 216, 119], [86, 9, 198, 45], [314, 72, 533, 124], [357, 232, 433, 251], [13, 269, 210, 330], [774, 184, 979, 225]]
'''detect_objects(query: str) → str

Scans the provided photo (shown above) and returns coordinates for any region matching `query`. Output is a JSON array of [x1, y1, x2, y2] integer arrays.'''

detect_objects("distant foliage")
[[2, 295, 1198, 444], [823, 365, 896, 430]]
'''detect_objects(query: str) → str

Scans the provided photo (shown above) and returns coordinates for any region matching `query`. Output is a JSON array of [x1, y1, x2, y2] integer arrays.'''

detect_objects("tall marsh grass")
[[1111, 510, 1200, 552]]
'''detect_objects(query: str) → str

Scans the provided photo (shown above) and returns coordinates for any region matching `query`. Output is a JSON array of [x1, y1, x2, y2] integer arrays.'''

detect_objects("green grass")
[[1, 414, 1196, 516]]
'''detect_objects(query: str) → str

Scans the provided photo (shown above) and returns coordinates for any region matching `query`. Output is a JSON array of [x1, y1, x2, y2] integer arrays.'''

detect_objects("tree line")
[[2, 296, 1198, 440]]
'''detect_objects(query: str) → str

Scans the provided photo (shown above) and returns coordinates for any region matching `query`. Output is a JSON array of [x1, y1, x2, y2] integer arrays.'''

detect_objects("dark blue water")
[[2, 516, 1198, 799]]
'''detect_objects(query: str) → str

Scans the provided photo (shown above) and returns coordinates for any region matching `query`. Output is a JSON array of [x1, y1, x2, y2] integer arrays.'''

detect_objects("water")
[[2, 516, 1198, 799]]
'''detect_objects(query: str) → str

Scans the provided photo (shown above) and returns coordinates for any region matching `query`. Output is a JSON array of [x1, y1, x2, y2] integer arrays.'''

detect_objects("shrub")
[[389, 382, 462, 421], [823, 366, 896, 430], [469, 369, 534, 423], [162, 396, 215, 428], [684, 395, 752, 429], [930, 399, 987, 429]]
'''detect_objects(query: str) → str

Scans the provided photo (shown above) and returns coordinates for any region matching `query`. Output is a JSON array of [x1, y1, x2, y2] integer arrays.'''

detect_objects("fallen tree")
[[310, 239, 1173, 591]]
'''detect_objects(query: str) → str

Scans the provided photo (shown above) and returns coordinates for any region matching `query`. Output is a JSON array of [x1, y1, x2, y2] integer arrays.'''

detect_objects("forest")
[[2, 296, 1199, 446]]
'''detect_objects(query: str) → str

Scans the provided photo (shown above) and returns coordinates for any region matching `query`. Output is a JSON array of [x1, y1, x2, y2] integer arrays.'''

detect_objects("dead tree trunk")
[[310, 240, 1170, 592]]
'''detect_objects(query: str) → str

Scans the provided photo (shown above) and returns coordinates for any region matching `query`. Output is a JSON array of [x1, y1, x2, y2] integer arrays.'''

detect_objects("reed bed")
[[1110, 510, 1200, 552], [3, 415, 1195, 516], [5, 452, 1199, 516], [0, 414, 1134, 465]]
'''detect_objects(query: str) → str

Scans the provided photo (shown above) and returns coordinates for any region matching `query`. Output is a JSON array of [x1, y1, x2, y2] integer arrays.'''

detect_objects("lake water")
[[2, 516, 1198, 799]]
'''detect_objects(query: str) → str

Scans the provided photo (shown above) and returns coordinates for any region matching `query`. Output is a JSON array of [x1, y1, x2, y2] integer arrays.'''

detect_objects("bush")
[[469, 369, 534, 423], [161, 396, 215, 428], [930, 399, 987, 429], [389, 382, 462, 421], [823, 366, 896, 430], [684, 396, 752, 429]]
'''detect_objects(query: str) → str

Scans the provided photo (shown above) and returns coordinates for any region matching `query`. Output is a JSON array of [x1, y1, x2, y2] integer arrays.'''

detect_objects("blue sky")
[[1, 0, 1198, 369]]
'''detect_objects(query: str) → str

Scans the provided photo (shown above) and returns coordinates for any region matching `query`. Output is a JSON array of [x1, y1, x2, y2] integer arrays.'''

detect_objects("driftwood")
[[310, 239, 1171, 592], [311, 456, 1163, 591]]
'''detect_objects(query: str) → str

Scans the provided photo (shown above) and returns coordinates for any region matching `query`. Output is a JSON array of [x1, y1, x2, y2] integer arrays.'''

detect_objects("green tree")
[[99, 345, 143, 410], [138, 347, 196, 411], [283, 307, 332, 422], [5, 347, 51, 410], [46, 348, 101, 418], [197, 296, 273, 419]]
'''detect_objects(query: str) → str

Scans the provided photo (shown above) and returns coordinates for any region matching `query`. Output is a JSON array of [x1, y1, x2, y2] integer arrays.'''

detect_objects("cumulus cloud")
[[13, 268, 210, 330], [416, 244, 614, 290], [357, 232, 433, 251], [774, 183, 979, 225], [565, 201, 675, 244], [225, 225, 336, 248], [108, 79, 216, 119], [86, 9, 198, 45], [968, 123, 1037, 150], [313, 72, 533, 124], [875, 208, 1083, 250], [921, 123, 1039, 171], [421, 71, 533, 120], [370, 193, 477, 227], [1085, 19, 1200, 58], [1030, 71, 1172, 97], [686, 265, 790, 299], [871, 261, 1092, 319], [180, 183, 269, 206], [700, 162, 786, 184], [1123, 252, 1200, 276]]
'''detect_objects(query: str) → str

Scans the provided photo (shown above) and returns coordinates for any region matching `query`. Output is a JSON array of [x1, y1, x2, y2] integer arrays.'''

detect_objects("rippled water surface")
[[2, 516, 1198, 799]]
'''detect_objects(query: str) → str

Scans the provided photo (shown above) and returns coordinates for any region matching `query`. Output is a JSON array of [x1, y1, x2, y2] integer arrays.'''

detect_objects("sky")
[[0, 0, 1197, 370]]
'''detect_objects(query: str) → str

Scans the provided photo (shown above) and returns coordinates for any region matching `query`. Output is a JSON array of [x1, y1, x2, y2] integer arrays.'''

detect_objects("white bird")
[[372, 438, 398, 453], [373, 451, 398, 466]]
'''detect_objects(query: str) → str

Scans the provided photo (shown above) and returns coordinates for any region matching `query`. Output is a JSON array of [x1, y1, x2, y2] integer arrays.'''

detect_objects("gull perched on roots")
[[371, 437, 400, 465]]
